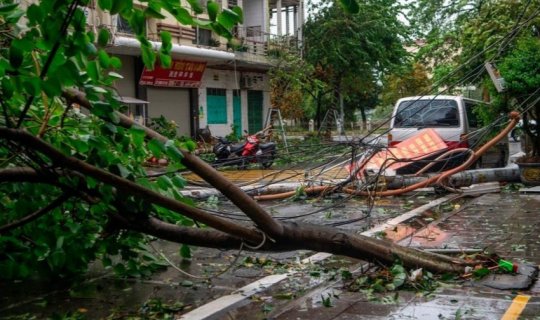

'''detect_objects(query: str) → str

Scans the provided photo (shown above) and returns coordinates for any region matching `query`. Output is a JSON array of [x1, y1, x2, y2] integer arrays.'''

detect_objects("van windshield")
[[394, 99, 460, 128]]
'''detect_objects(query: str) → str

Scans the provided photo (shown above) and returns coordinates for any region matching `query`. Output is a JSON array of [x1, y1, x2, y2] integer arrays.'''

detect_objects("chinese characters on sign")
[[139, 60, 207, 88]]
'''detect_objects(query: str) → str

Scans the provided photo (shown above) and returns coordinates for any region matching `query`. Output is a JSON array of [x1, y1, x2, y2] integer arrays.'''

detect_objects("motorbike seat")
[[259, 142, 276, 150], [230, 142, 246, 153]]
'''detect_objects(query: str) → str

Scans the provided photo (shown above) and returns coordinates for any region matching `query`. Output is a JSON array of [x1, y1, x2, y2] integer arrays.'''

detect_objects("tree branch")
[[112, 212, 472, 274], [0, 129, 262, 244], [0, 193, 71, 234], [0, 167, 99, 204], [62, 88, 285, 239]]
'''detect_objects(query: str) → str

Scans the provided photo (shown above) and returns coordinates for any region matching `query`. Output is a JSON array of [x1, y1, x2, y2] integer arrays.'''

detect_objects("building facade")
[[83, 0, 304, 138]]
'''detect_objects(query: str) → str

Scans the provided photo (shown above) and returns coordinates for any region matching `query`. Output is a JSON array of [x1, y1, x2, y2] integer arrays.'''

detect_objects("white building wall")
[[199, 69, 240, 137], [198, 69, 270, 137], [244, 0, 268, 33], [115, 55, 136, 98]]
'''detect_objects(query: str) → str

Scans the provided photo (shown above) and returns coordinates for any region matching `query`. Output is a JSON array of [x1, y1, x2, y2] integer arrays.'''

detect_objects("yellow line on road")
[[501, 294, 531, 320]]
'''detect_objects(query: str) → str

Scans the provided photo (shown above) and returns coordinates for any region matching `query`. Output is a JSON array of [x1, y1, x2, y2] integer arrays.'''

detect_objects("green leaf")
[[129, 126, 146, 147], [27, 4, 44, 24], [171, 175, 187, 189], [97, 49, 111, 68], [160, 31, 172, 46], [183, 140, 197, 152], [139, 37, 156, 69], [112, 164, 130, 178], [187, 0, 204, 14], [211, 22, 232, 40], [23, 77, 41, 96], [2, 77, 14, 99], [48, 250, 66, 268], [338, 0, 359, 14], [129, 10, 146, 35], [98, 0, 113, 11], [9, 45, 23, 69], [194, 18, 213, 27], [110, 57, 122, 69], [97, 28, 110, 47], [231, 6, 243, 24], [148, 139, 165, 157], [56, 236, 65, 250], [392, 271, 406, 288], [157, 176, 173, 189], [207, 0, 219, 22], [165, 140, 184, 162], [108, 71, 123, 79], [86, 60, 100, 81], [159, 52, 172, 69], [180, 244, 191, 259], [176, 7, 193, 24], [0, 3, 18, 14], [111, 0, 132, 15], [42, 77, 62, 97], [217, 8, 239, 30], [145, 6, 166, 19]]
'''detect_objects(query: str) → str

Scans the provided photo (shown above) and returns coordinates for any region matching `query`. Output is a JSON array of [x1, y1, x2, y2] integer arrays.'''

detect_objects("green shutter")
[[248, 90, 263, 133], [207, 88, 227, 124]]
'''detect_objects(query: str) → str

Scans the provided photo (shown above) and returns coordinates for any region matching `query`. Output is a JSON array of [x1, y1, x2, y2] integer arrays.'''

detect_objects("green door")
[[207, 88, 227, 124], [233, 90, 242, 138], [248, 90, 263, 133]]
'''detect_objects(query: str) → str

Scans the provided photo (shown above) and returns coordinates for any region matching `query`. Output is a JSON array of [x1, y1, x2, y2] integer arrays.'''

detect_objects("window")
[[465, 101, 479, 128], [395, 99, 460, 128], [116, 15, 134, 34], [207, 88, 227, 124], [194, 27, 212, 46]]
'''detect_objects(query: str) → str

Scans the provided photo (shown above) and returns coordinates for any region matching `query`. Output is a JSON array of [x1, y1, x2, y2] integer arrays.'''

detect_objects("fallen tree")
[[1, 89, 485, 276], [0, 0, 490, 280]]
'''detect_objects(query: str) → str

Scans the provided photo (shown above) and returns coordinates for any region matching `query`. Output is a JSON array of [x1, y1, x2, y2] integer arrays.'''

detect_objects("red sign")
[[139, 60, 206, 88]]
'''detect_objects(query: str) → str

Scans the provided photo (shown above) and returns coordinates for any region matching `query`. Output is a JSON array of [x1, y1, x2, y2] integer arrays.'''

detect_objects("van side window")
[[465, 101, 479, 128]]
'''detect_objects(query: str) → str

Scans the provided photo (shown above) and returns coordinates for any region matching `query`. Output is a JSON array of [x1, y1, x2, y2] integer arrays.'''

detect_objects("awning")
[[115, 96, 149, 104]]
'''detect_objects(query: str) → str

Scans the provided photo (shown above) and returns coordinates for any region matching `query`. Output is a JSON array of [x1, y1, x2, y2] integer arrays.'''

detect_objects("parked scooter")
[[212, 129, 277, 169]]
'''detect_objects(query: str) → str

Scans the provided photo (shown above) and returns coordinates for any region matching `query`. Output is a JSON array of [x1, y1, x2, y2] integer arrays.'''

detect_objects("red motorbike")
[[212, 129, 277, 169]]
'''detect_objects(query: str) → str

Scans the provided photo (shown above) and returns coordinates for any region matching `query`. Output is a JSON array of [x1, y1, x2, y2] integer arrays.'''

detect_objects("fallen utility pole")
[[385, 165, 520, 189], [181, 166, 520, 200]]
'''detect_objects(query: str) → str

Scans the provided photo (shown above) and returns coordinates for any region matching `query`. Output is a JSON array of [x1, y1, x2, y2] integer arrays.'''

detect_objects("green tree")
[[499, 36, 540, 158], [411, 0, 540, 152], [380, 63, 432, 110], [303, 0, 409, 131]]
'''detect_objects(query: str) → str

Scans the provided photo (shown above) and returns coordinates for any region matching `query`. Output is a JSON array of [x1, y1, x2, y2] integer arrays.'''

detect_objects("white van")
[[388, 95, 508, 169]]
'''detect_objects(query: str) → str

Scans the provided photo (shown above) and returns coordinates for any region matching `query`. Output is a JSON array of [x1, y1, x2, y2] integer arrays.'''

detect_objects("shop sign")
[[139, 60, 206, 88]]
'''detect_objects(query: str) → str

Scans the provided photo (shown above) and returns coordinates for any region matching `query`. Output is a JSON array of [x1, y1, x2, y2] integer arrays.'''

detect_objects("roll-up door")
[[147, 88, 191, 137]]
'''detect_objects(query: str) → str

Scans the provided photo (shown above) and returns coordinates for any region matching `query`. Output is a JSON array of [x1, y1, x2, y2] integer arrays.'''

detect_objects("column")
[[277, 0, 282, 36]]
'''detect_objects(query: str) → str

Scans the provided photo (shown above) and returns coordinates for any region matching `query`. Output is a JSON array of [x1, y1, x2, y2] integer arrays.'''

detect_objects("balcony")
[[231, 26, 301, 57]]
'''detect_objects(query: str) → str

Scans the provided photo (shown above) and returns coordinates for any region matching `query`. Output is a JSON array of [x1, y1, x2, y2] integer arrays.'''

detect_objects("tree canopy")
[[301, 0, 410, 126], [410, 0, 540, 153]]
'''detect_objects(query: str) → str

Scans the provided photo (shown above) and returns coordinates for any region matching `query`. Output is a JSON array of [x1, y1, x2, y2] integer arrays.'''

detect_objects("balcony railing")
[[232, 26, 302, 57]]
